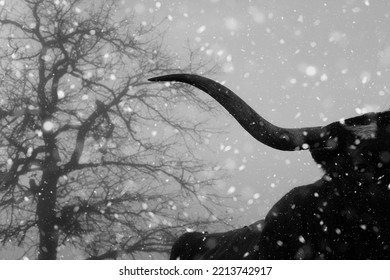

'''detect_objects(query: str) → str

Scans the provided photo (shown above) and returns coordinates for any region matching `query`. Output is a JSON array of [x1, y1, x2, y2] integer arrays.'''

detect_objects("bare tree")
[[0, 0, 226, 260]]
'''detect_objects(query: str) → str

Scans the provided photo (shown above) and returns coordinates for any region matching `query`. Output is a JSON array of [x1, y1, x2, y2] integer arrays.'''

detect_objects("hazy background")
[[121, 0, 390, 227]]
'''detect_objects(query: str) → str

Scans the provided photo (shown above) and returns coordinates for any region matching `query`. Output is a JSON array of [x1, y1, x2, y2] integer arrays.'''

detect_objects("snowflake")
[[43, 120, 54, 132], [197, 25, 206, 34]]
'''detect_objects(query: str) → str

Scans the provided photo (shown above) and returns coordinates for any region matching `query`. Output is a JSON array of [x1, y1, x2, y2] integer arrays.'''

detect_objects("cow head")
[[311, 112, 390, 185]]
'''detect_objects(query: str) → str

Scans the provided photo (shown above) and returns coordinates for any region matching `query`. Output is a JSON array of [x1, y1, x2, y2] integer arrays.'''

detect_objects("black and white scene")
[[1, 0, 390, 261]]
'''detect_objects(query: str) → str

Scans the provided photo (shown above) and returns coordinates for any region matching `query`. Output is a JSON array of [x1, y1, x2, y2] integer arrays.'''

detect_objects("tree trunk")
[[36, 170, 59, 260]]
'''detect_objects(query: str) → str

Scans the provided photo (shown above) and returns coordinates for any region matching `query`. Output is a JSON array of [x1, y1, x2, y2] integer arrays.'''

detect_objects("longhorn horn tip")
[[148, 74, 191, 83], [148, 76, 162, 82]]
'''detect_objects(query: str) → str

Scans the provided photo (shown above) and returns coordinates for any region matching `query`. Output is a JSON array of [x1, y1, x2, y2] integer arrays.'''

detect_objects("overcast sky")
[[122, 0, 390, 227]]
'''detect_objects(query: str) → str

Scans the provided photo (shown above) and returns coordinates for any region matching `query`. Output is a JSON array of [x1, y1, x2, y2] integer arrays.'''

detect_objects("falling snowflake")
[[305, 65, 317, 77], [197, 25, 206, 34], [227, 186, 236, 194], [360, 71, 371, 84], [320, 74, 328, 81], [57, 90, 65, 99], [27, 147, 33, 157], [42, 54, 52, 62], [43, 120, 54, 132]]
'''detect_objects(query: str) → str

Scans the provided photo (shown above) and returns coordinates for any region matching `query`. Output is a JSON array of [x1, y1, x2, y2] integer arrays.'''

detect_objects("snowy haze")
[[123, 0, 390, 226]]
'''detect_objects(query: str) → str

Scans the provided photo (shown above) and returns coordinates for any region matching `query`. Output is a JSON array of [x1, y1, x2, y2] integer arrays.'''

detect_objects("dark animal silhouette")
[[149, 74, 390, 259], [170, 220, 264, 260]]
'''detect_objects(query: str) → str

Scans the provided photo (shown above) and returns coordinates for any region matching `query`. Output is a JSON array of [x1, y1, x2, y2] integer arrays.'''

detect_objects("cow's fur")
[[170, 220, 264, 259]]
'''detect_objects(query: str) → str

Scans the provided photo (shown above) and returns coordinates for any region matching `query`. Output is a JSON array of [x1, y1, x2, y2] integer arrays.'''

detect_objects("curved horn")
[[149, 74, 326, 151]]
